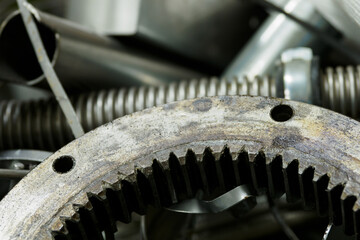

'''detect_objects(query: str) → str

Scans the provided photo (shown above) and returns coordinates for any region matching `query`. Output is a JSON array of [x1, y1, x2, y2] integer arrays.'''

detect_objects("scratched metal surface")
[[0, 96, 360, 239]]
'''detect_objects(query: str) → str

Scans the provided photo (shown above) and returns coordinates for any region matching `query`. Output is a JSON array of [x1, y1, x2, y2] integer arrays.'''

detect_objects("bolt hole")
[[270, 104, 293, 122], [52, 155, 75, 174]]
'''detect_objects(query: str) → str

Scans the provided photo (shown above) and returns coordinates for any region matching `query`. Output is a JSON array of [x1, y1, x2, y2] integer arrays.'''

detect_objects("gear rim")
[[1, 96, 360, 239]]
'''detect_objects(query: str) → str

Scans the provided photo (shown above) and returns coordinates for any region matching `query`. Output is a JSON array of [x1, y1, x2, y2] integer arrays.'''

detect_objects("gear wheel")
[[1, 96, 360, 239]]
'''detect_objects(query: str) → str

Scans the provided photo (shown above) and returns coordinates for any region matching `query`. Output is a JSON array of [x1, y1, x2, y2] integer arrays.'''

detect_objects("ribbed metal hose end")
[[321, 65, 360, 118], [0, 77, 276, 150]]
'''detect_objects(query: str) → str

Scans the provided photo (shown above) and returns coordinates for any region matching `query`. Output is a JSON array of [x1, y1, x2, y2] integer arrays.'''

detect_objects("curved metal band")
[[0, 96, 360, 239]]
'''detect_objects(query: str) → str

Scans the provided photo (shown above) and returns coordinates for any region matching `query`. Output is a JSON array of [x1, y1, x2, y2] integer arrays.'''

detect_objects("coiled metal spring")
[[1, 66, 359, 151], [0, 77, 276, 150], [321, 66, 360, 118]]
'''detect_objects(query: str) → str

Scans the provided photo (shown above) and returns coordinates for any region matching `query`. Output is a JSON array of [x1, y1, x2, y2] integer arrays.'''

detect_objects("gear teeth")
[[136, 169, 160, 207], [213, 149, 226, 193], [354, 209, 360, 238], [250, 151, 267, 194], [147, 173, 165, 207], [168, 153, 190, 201], [133, 181, 147, 214], [50, 147, 360, 239], [266, 155, 285, 199], [88, 194, 117, 237], [138, 170, 162, 208], [176, 154, 195, 198], [151, 159, 175, 206], [342, 195, 357, 235], [231, 153, 241, 187], [328, 184, 345, 226], [121, 180, 146, 215], [55, 205, 85, 240], [199, 148, 218, 196], [163, 163, 178, 203], [54, 233, 71, 240], [185, 149, 203, 195], [299, 167, 316, 210], [218, 147, 237, 191], [313, 174, 330, 216], [105, 186, 131, 223], [63, 218, 88, 240], [58, 218, 73, 240], [283, 160, 301, 203], [77, 207, 104, 240], [236, 149, 252, 185], [100, 193, 118, 229], [52, 223, 70, 240]]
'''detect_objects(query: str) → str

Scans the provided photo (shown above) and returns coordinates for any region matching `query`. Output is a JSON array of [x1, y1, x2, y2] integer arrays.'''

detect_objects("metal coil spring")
[[0, 77, 276, 150], [321, 66, 360, 118]]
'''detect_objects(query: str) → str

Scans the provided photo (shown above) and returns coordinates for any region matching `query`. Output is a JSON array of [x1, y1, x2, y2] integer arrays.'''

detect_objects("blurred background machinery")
[[1, 0, 360, 239]]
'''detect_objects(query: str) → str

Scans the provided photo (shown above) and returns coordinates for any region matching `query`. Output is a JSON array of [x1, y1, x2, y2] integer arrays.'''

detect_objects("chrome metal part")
[[0, 7, 201, 91], [140, 216, 147, 240], [167, 185, 256, 214], [16, 0, 84, 138], [281, 47, 314, 104], [0, 96, 360, 239], [66, 0, 140, 35], [146, 199, 327, 240], [0, 83, 50, 101], [323, 223, 333, 240], [222, 0, 331, 79], [0, 149, 51, 199], [310, 0, 360, 48], [66, 0, 260, 69], [0, 77, 276, 150], [0, 149, 51, 162], [0, 169, 29, 179]]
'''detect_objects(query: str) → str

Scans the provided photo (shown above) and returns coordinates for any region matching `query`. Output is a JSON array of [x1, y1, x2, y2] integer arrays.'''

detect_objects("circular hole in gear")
[[52, 156, 75, 174], [270, 104, 294, 122]]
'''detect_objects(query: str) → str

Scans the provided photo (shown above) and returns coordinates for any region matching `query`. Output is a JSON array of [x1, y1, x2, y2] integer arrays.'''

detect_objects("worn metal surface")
[[0, 96, 360, 239], [0, 77, 276, 150]]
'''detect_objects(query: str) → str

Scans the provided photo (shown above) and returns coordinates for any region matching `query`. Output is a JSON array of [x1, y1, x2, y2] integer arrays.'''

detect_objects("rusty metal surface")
[[0, 96, 360, 239]]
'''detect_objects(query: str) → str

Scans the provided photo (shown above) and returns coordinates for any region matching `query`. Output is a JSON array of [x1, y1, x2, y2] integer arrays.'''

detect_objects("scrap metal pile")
[[0, 0, 360, 239]]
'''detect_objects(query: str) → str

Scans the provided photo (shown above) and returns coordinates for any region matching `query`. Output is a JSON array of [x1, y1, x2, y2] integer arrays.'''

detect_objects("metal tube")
[[222, 0, 331, 79], [0, 169, 29, 179], [0, 8, 201, 91], [65, 0, 259, 69], [16, 0, 84, 139]]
